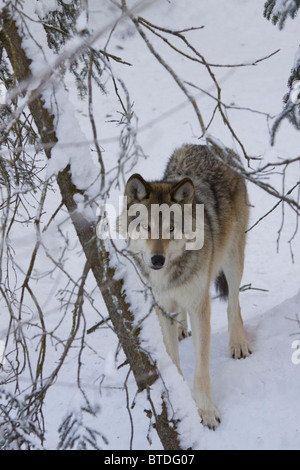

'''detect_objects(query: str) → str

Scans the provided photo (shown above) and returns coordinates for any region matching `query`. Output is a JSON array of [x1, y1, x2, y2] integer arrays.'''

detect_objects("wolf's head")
[[118, 174, 202, 271]]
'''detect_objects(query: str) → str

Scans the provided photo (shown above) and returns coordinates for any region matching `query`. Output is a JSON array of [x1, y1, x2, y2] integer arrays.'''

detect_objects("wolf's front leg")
[[189, 293, 221, 430], [155, 306, 182, 375]]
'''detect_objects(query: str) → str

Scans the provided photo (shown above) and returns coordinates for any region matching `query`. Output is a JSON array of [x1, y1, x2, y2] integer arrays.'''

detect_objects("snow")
[[273, 0, 297, 18], [292, 44, 300, 68], [1, 0, 300, 451], [198, 290, 300, 450], [0, 80, 6, 105], [13, 0, 102, 199], [46, 83, 101, 198], [34, 0, 58, 17], [76, 11, 88, 33]]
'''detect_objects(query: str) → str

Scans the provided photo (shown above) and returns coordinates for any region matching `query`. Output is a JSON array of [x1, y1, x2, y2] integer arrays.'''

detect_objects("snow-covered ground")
[[1, 0, 300, 450]]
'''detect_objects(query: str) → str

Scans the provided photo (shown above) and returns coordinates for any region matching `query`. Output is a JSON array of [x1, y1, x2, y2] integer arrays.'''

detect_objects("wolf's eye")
[[169, 225, 175, 232]]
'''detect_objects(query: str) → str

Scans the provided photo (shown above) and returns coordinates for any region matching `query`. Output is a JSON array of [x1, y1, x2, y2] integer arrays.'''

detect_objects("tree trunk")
[[0, 10, 184, 450]]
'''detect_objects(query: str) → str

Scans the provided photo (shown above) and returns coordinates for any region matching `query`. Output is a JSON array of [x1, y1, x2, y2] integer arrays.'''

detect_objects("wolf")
[[120, 144, 252, 430]]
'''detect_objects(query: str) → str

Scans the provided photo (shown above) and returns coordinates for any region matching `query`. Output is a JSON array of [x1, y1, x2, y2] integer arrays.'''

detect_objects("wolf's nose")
[[151, 255, 165, 269]]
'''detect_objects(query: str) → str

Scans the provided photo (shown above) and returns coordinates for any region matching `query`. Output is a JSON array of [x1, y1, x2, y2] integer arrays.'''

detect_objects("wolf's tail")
[[215, 271, 229, 301]]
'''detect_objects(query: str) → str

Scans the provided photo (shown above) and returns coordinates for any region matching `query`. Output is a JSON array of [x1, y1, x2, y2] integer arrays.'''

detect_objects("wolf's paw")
[[230, 340, 252, 360], [178, 324, 189, 341], [199, 406, 221, 431]]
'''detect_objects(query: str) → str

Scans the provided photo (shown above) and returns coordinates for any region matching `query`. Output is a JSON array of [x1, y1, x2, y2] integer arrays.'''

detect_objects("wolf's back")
[[163, 144, 249, 250], [164, 144, 242, 183]]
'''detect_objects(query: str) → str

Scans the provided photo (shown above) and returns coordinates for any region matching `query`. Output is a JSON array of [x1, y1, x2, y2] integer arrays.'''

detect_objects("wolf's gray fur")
[[121, 144, 252, 430]]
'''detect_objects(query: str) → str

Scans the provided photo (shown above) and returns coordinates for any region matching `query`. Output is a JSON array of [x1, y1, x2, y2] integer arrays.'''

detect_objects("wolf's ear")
[[171, 178, 194, 203], [125, 174, 150, 203]]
